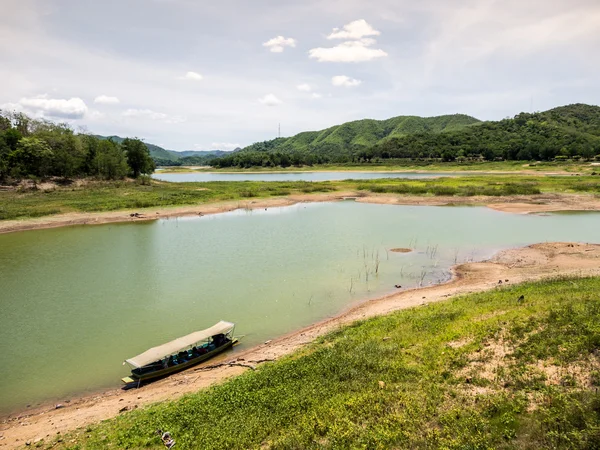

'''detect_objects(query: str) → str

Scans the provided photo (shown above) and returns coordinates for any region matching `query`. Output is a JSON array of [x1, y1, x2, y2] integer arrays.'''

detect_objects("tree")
[[0, 135, 9, 181], [3, 128, 22, 151], [51, 133, 85, 178], [9, 137, 53, 178], [80, 134, 101, 175], [0, 114, 10, 132], [123, 138, 155, 177], [94, 140, 128, 179]]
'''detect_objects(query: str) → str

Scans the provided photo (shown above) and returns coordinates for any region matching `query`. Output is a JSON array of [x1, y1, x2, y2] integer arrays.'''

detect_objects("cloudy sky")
[[1, 0, 599, 151]]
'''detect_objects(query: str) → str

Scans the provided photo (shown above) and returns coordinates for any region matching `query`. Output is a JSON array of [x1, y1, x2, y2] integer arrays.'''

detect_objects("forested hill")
[[212, 104, 600, 167], [243, 114, 480, 156], [95, 135, 230, 165]]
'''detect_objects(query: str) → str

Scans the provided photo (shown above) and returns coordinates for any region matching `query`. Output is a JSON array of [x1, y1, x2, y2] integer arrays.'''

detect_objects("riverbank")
[[158, 160, 599, 174], [2, 191, 600, 235], [3, 241, 600, 448], [2, 174, 599, 224]]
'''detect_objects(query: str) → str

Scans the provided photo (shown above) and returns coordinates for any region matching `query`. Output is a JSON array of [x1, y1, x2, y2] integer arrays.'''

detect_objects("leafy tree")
[[0, 114, 10, 132], [0, 135, 10, 181], [80, 134, 101, 175], [3, 128, 22, 151], [123, 138, 155, 178], [9, 137, 53, 178], [94, 140, 128, 179]]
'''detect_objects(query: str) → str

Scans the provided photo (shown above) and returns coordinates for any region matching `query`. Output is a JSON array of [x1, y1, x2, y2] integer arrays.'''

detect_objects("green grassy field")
[[46, 276, 600, 449], [0, 179, 337, 221], [1, 175, 599, 221]]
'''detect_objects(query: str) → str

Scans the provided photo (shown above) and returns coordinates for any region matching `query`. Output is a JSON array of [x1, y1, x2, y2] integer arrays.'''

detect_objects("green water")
[[1, 202, 599, 414], [152, 171, 468, 182]]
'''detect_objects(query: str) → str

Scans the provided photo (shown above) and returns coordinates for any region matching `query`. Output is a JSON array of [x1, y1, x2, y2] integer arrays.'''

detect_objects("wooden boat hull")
[[122, 340, 235, 384]]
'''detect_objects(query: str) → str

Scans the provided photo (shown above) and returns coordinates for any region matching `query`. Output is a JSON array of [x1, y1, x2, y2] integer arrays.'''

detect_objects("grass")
[[47, 276, 600, 449], [0, 180, 337, 221], [1, 174, 599, 221]]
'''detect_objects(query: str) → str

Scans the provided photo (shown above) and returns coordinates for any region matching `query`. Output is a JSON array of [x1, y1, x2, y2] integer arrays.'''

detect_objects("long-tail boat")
[[121, 321, 236, 385]]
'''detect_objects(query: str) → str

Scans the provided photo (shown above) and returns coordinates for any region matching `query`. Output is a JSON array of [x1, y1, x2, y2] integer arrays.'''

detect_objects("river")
[[1, 202, 599, 414]]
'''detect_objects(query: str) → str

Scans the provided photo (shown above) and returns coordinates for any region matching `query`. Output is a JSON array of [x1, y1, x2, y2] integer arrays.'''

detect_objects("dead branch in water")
[[193, 359, 275, 372]]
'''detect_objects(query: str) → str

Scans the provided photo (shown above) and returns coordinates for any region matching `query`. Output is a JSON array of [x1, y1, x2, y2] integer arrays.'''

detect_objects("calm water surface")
[[152, 171, 469, 182], [1, 203, 599, 413]]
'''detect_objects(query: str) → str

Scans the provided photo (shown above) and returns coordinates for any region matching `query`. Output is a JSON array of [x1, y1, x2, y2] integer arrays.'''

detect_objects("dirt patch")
[[390, 248, 413, 253], [473, 310, 508, 322], [447, 338, 473, 349], [535, 355, 600, 388], [459, 332, 513, 383]]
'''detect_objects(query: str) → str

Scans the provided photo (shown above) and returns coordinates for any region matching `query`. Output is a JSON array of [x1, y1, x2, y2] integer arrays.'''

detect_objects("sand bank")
[[2, 192, 600, 235]]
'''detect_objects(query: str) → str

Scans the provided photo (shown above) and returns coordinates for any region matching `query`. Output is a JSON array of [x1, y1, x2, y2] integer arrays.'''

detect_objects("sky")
[[1, 0, 599, 151]]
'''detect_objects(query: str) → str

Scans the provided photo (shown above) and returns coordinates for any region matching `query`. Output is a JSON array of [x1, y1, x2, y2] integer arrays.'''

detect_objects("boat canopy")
[[124, 321, 234, 368]]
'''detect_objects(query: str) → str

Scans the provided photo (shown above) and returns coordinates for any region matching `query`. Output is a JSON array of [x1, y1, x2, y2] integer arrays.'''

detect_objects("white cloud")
[[296, 83, 312, 92], [258, 93, 283, 106], [263, 36, 297, 53], [123, 108, 167, 120], [2, 96, 88, 119], [327, 19, 381, 40], [311, 93, 323, 99], [309, 40, 388, 62], [211, 142, 241, 151], [165, 115, 187, 124], [122, 108, 186, 124], [181, 71, 203, 81], [94, 95, 120, 104], [332, 75, 362, 87], [87, 109, 105, 120]]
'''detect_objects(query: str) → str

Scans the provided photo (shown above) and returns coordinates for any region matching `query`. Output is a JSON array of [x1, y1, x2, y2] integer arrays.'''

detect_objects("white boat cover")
[[124, 321, 234, 368]]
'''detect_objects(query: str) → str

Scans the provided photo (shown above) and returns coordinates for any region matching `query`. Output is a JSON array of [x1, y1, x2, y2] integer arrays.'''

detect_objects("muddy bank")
[[2, 192, 600, 235], [2, 242, 600, 448]]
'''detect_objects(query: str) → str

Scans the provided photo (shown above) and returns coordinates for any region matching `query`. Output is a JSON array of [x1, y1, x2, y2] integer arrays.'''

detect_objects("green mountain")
[[242, 114, 480, 157], [95, 135, 180, 161], [212, 104, 600, 168], [95, 136, 230, 164]]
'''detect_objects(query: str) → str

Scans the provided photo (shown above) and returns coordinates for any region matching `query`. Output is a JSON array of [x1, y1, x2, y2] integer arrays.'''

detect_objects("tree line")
[[0, 111, 155, 183]]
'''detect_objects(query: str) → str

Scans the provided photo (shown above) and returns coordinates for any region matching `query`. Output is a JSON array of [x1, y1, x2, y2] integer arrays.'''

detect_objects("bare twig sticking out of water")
[[466, 248, 476, 263], [308, 295, 313, 305], [419, 267, 428, 287], [453, 248, 460, 264], [375, 250, 380, 275], [408, 237, 418, 250], [348, 277, 354, 293], [426, 244, 438, 259]]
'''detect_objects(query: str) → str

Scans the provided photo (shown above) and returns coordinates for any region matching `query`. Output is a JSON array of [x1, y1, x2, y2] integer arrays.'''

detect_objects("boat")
[[121, 320, 237, 385]]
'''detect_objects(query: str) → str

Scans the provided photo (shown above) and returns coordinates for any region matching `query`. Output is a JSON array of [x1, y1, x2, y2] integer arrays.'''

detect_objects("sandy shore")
[[2, 241, 600, 448], [2, 192, 600, 235]]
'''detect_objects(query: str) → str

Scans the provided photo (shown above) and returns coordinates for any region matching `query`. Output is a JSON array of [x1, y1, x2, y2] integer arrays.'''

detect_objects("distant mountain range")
[[242, 113, 481, 156], [210, 104, 600, 167], [98, 103, 600, 167], [94, 135, 234, 163]]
